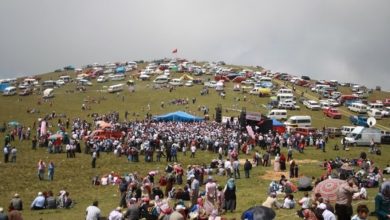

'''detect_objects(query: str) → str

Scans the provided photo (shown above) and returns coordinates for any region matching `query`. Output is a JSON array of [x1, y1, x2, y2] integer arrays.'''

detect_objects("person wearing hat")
[[0, 207, 7, 220], [170, 204, 186, 220], [108, 206, 123, 220], [318, 203, 336, 220], [30, 192, 45, 210], [9, 194, 23, 211]]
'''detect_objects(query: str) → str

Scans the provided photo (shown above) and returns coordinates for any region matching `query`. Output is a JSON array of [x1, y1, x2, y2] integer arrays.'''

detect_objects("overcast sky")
[[1, 0, 389, 89]]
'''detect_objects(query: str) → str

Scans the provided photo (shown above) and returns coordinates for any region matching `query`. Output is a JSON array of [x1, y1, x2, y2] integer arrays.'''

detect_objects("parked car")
[[278, 102, 300, 110], [303, 100, 321, 110], [323, 108, 342, 119], [349, 115, 368, 127], [326, 127, 342, 138], [18, 88, 33, 96], [185, 80, 193, 87], [97, 75, 108, 83]]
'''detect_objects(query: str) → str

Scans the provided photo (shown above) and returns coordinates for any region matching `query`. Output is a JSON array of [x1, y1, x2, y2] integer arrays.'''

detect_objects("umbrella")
[[8, 121, 20, 127], [313, 179, 346, 202], [241, 206, 276, 220], [48, 133, 63, 140], [298, 176, 312, 190]]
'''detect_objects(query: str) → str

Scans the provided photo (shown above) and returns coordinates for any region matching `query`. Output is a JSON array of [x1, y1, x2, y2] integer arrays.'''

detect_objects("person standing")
[[190, 144, 196, 158], [10, 147, 17, 163], [48, 161, 55, 181], [244, 159, 252, 178], [32, 136, 37, 150], [190, 175, 199, 207], [3, 145, 9, 163], [335, 178, 359, 220], [274, 154, 281, 172], [123, 198, 139, 220], [86, 201, 101, 220], [91, 150, 97, 168], [224, 178, 237, 213], [232, 158, 240, 179], [37, 160, 46, 181]]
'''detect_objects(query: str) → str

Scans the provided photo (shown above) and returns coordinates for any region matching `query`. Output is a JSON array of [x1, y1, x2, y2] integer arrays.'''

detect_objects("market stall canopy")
[[152, 111, 204, 122]]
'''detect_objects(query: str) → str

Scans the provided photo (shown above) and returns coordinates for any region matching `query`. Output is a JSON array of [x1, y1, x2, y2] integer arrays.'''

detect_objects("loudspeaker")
[[215, 104, 222, 123], [240, 108, 246, 127]]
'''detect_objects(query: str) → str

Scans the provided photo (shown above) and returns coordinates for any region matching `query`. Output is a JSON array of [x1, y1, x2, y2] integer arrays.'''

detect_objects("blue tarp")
[[116, 66, 125, 73], [0, 83, 10, 92], [153, 111, 204, 122], [272, 118, 284, 126]]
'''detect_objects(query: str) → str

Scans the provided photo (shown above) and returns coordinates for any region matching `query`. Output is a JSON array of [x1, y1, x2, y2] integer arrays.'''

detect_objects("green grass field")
[[0, 68, 389, 219]]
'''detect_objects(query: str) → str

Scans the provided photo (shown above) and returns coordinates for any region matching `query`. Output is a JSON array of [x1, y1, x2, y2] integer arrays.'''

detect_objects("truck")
[[344, 126, 382, 146], [323, 108, 342, 119]]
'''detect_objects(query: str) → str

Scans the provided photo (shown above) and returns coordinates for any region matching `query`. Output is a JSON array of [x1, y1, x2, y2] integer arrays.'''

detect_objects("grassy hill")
[[0, 67, 389, 219]]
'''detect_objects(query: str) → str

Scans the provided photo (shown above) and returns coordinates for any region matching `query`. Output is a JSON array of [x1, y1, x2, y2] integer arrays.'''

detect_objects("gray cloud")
[[1, 0, 389, 89]]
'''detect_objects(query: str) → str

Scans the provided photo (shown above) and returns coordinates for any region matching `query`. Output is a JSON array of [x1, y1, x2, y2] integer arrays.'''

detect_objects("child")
[[351, 204, 369, 220]]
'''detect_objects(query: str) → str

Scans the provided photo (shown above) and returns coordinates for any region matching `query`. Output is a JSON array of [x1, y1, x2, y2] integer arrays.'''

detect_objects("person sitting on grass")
[[283, 194, 296, 209], [351, 204, 369, 220], [262, 192, 282, 209], [31, 192, 45, 210]]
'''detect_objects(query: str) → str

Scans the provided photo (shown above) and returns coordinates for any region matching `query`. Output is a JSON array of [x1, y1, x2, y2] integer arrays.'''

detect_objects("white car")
[[326, 99, 341, 107], [185, 80, 193, 87], [304, 100, 321, 110], [204, 81, 217, 88], [319, 101, 331, 110], [278, 102, 300, 110], [56, 80, 65, 86], [97, 75, 108, 83], [78, 79, 92, 86], [139, 74, 150, 80], [169, 78, 183, 86]]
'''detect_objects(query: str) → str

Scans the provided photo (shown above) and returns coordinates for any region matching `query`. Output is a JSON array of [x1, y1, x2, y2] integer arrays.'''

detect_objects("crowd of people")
[[2, 109, 390, 219]]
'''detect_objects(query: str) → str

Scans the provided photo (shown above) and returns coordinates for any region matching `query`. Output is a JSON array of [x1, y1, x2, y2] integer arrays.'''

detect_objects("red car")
[[383, 98, 390, 106], [323, 108, 342, 119]]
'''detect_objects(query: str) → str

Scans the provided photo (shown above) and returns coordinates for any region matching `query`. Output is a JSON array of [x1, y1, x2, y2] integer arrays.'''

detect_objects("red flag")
[[172, 48, 177, 53]]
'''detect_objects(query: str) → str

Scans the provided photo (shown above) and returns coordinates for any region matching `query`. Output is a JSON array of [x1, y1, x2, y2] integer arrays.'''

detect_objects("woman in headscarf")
[[375, 181, 390, 220], [280, 153, 286, 171], [274, 154, 281, 172], [224, 178, 237, 213]]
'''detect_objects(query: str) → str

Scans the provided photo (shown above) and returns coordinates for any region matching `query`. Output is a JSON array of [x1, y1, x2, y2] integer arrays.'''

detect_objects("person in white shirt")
[[318, 203, 336, 220], [86, 201, 101, 220], [224, 160, 232, 178], [108, 207, 123, 220], [283, 194, 296, 209], [190, 145, 196, 158], [298, 192, 311, 209]]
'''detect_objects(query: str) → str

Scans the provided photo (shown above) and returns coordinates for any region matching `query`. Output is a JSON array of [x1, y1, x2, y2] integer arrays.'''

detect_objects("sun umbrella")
[[8, 121, 20, 127], [241, 206, 276, 220], [48, 133, 63, 140], [313, 178, 346, 202]]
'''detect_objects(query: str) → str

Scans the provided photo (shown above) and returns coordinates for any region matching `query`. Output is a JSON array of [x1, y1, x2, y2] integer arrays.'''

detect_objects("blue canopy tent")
[[272, 118, 286, 134], [153, 111, 204, 122], [115, 66, 126, 74]]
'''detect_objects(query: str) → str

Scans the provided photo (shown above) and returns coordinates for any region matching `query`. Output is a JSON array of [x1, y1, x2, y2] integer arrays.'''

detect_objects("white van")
[[284, 115, 311, 128], [3, 86, 17, 96], [42, 80, 56, 88], [368, 102, 384, 110], [110, 74, 125, 81], [107, 84, 123, 93], [367, 109, 383, 119], [59, 75, 71, 83], [276, 93, 294, 102], [43, 88, 54, 98], [348, 103, 368, 114], [277, 88, 293, 94], [153, 75, 169, 84], [267, 109, 288, 120], [341, 126, 356, 136]]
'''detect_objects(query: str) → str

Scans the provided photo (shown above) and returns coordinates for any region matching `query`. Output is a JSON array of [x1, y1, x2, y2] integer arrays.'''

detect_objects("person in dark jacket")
[[244, 159, 252, 178], [224, 178, 237, 213]]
